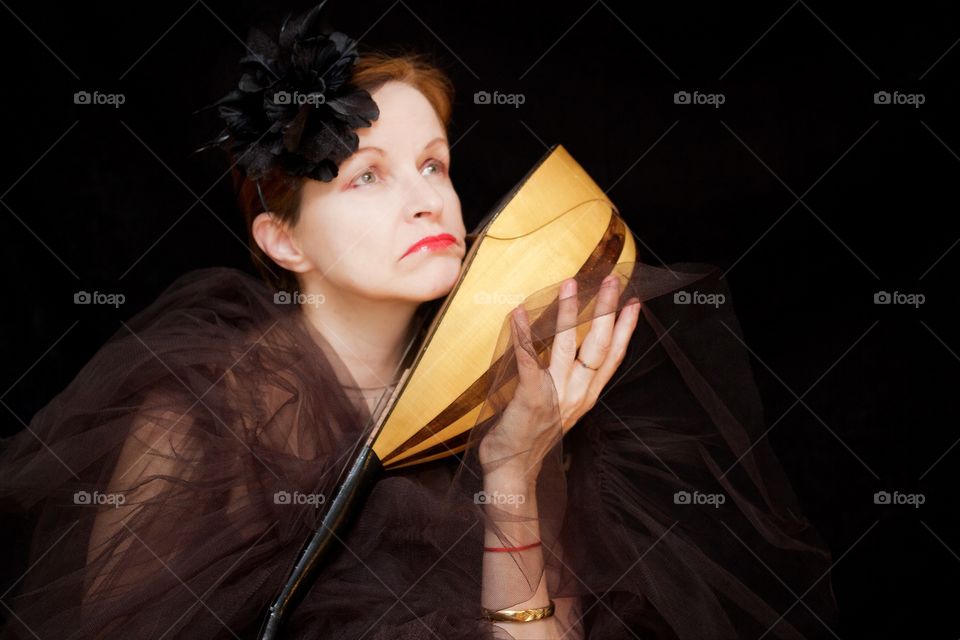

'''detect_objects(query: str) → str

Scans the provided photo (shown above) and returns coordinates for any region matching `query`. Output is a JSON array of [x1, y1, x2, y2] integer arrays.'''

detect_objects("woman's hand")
[[478, 274, 642, 483]]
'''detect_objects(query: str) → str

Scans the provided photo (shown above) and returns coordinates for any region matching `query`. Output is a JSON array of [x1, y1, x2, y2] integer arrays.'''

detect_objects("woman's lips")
[[401, 233, 457, 259]]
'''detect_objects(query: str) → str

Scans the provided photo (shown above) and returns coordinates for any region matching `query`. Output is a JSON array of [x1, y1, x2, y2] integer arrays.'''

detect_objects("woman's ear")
[[251, 212, 313, 274]]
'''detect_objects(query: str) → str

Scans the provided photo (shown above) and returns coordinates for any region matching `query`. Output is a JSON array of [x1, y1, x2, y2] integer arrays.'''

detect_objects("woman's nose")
[[405, 174, 444, 220]]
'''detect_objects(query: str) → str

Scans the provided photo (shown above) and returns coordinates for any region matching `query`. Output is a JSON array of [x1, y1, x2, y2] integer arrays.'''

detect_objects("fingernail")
[[602, 275, 617, 287], [562, 278, 576, 297]]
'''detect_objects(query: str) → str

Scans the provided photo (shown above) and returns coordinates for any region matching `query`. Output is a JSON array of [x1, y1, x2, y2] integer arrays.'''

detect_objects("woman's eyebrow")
[[350, 137, 448, 161], [340, 146, 383, 173], [423, 136, 449, 151]]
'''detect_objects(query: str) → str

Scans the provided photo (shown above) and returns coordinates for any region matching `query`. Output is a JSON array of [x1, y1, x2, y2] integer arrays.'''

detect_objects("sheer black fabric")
[[0, 262, 838, 639]]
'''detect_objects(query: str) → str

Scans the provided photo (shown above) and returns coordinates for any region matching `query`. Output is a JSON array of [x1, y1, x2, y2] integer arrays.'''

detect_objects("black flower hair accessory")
[[196, 4, 379, 185]]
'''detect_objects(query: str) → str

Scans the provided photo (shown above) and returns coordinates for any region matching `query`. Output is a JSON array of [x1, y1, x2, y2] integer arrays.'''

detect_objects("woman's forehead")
[[361, 83, 445, 146]]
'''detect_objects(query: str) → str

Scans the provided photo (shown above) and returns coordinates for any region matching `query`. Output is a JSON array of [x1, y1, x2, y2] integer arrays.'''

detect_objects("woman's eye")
[[352, 168, 378, 187], [352, 160, 446, 187], [424, 159, 447, 176]]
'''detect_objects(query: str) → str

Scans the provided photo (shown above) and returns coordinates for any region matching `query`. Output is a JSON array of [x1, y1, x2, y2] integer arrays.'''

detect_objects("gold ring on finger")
[[575, 354, 600, 371]]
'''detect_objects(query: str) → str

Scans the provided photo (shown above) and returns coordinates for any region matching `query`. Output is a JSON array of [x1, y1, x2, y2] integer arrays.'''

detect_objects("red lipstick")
[[401, 233, 457, 259]]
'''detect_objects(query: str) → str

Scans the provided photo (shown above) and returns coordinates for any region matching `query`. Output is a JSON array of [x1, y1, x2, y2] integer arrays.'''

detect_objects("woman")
[[0, 6, 838, 639]]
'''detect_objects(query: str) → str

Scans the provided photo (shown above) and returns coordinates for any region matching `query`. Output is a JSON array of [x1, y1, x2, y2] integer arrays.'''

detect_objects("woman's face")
[[287, 80, 466, 304]]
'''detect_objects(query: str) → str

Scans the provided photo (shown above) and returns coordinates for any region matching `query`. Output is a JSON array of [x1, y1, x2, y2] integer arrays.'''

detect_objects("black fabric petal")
[[327, 92, 379, 127], [245, 26, 280, 61], [282, 106, 312, 152], [194, 3, 379, 184]]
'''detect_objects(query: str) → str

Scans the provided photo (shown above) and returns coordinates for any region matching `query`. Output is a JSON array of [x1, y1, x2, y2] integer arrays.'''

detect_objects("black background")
[[1, 1, 957, 637]]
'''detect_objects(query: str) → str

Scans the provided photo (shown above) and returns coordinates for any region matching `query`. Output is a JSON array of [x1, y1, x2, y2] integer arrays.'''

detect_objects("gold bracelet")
[[482, 599, 555, 622]]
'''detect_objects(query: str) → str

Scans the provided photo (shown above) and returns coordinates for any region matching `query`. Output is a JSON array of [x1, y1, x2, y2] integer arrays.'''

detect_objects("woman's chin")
[[409, 259, 462, 301]]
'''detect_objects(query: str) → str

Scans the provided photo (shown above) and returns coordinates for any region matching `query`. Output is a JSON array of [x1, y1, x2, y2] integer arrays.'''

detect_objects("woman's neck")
[[297, 283, 421, 389]]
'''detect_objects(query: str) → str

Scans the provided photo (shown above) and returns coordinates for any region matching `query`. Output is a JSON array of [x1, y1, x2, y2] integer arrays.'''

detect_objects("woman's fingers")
[[499, 277, 644, 458], [586, 297, 641, 403], [548, 278, 579, 384], [568, 275, 620, 386], [510, 306, 542, 408]]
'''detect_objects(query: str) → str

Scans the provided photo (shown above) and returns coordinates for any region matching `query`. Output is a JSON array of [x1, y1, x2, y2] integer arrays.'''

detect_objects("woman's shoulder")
[[119, 266, 305, 367], [52, 267, 306, 437], [133, 266, 277, 331]]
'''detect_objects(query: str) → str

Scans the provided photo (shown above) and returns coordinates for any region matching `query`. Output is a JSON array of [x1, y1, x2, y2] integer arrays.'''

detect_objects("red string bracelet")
[[483, 540, 542, 553]]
